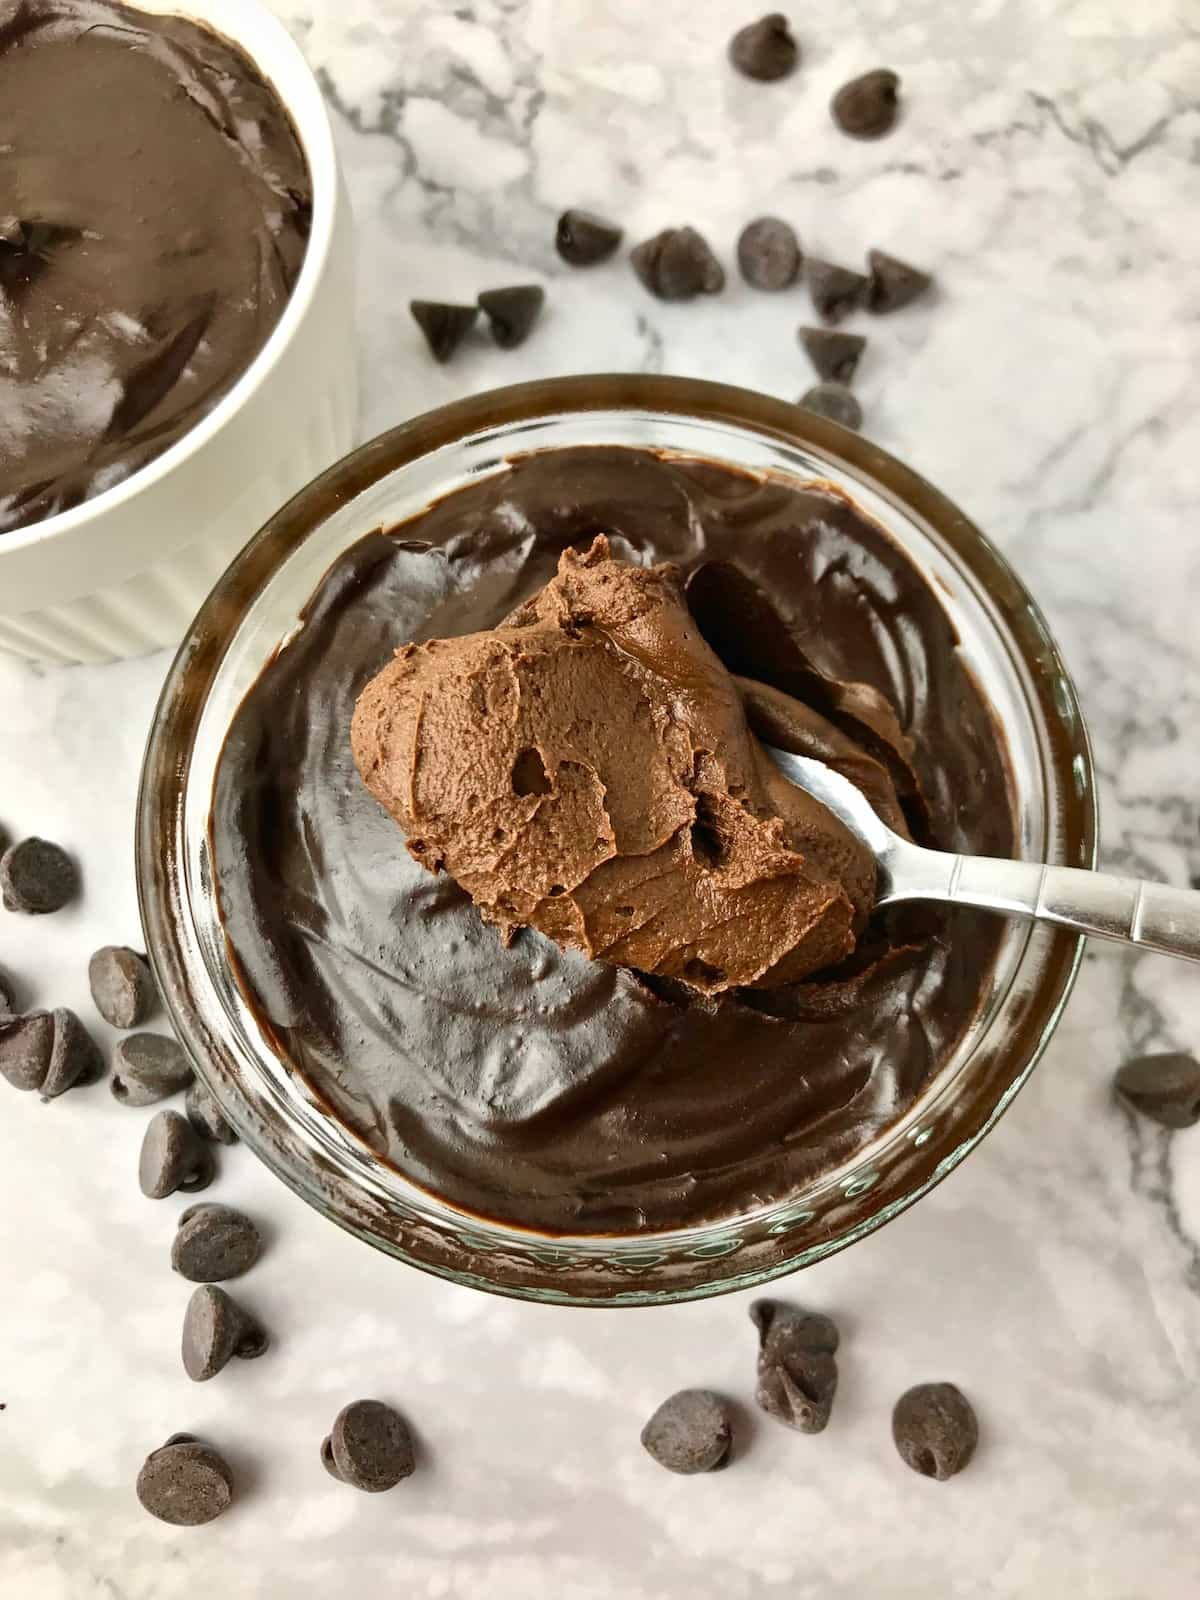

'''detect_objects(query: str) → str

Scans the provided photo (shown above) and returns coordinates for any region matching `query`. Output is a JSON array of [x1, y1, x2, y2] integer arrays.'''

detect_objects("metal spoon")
[[764, 746, 1200, 963]]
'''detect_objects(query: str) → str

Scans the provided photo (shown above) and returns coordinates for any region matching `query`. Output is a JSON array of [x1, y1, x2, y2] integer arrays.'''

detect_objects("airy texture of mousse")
[[0, 0, 311, 534], [212, 446, 1014, 1233], [352, 536, 901, 994]]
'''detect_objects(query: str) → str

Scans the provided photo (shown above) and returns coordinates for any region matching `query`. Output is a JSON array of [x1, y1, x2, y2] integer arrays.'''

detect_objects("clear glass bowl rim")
[[136, 374, 1097, 1307]]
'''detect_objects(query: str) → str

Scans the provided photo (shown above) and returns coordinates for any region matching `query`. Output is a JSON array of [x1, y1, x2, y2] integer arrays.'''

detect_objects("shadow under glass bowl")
[[136, 375, 1096, 1306]]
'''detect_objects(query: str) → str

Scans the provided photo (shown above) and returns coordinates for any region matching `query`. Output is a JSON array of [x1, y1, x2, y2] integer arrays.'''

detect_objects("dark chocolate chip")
[[556, 208, 623, 266], [0, 964, 17, 1018], [136, 1434, 234, 1525], [172, 1204, 262, 1283], [140, 1110, 215, 1199], [88, 945, 158, 1028], [478, 285, 545, 350], [1115, 1052, 1200, 1129], [321, 1400, 415, 1492], [186, 1078, 238, 1145], [409, 300, 478, 363], [750, 1300, 839, 1433], [832, 69, 902, 139], [799, 325, 866, 384], [799, 382, 863, 431], [0, 837, 78, 914], [42, 1009, 104, 1099], [632, 227, 724, 300], [867, 248, 933, 313], [641, 1389, 733, 1474], [892, 1382, 978, 1480], [728, 13, 798, 81], [806, 258, 868, 324], [737, 217, 801, 290], [182, 1285, 269, 1382], [112, 1032, 193, 1107], [0, 1010, 54, 1092]]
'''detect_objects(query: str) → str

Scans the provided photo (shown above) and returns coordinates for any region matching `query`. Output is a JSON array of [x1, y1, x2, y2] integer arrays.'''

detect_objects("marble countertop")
[[4, 0, 1200, 1594]]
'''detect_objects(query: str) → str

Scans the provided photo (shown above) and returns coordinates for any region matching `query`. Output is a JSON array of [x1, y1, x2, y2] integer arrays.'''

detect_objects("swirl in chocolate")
[[212, 447, 1014, 1233], [0, 0, 311, 533]]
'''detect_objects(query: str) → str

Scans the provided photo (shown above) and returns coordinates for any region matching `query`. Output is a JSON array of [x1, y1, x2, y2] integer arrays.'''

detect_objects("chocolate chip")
[[831, 69, 901, 139], [641, 1389, 733, 1474], [1115, 1052, 1200, 1129], [88, 945, 158, 1028], [478, 285, 545, 350], [799, 326, 866, 384], [0, 965, 16, 1018], [186, 1078, 238, 1145], [737, 217, 801, 291], [182, 1285, 269, 1382], [0, 837, 77, 914], [140, 1109, 215, 1199], [799, 382, 863, 431], [632, 227, 724, 301], [321, 1400, 415, 1492], [806, 258, 868, 324], [42, 1009, 104, 1099], [172, 1203, 262, 1282], [867, 249, 933, 313], [112, 1032, 193, 1107], [136, 1433, 234, 1525], [892, 1383, 978, 1480], [750, 1300, 839, 1433], [409, 300, 478, 363], [0, 1011, 54, 1092], [556, 208, 623, 266], [728, 14, 798, 81]]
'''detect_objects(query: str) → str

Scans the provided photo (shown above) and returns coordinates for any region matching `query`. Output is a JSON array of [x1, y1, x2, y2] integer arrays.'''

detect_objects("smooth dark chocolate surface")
[[0, 0, 311, 533], [212, 446, 1013, 1233]]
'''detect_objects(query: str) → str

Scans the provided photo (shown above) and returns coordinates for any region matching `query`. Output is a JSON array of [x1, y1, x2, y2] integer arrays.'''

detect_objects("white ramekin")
[[0, 0, 357, 664]]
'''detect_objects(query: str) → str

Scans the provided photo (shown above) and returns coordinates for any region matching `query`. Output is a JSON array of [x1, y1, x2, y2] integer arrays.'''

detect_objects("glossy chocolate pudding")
[[0, 0, 312, 534], [212, 446, 1014, 1233]]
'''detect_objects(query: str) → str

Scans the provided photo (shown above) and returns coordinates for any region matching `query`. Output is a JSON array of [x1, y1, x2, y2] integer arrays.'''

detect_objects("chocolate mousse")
[[212, 446, 1014, 1233], [0, 0, 311, 534], [352, 536, 898, 994]]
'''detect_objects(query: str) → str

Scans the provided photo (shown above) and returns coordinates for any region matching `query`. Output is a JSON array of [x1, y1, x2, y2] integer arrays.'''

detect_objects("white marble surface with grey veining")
[[3, 1, 1200, 1594]]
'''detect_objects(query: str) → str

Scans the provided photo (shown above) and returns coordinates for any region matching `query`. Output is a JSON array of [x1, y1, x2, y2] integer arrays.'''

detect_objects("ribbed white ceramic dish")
[[0, 0, 357, 664]]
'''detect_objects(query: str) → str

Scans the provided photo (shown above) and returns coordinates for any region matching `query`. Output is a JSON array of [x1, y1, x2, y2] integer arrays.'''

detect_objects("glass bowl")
[[136, 375, 1096, 1306]]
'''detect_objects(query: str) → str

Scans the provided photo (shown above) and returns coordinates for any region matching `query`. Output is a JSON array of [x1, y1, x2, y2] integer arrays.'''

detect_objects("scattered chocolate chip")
[[478, 285, 545, 350], [1115, 1052, 1200, 1129], [632, 227, 724, 301], [831, 69, 901, 139], [750, 1300, 839, 1433], [88, 945, 158, 1028], [0, 837, 77, 914], [140, 1110, 215, 1199], [112, 1032, 193, 1107], [867, 248, 933, 313], [892, 1383, 978, 1480], [641, 1389, 733, 1474], [182, 1285, 269, 1382], [42, 1009, 104, 1099], [806, 258, 868, 324], [321, 1400, 415, 1492], [186, 1078, 238, 1145], [409, 300, 478, 363], [0, 1011, 54, 1092], [728, 14, 798, 82], [172, 1203, 262, 1283], [556, 208, 623, 266], [136, 1433, 234, 1525], [0, 965, 16, 1018], [799, 382, 863, 431], [737, 216, 801, 291], [799, 325, 866, 384]]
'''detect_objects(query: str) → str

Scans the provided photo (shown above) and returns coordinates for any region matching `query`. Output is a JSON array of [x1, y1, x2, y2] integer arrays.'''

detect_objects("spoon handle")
[[898, 851, 1200, 964]]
